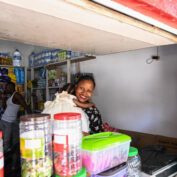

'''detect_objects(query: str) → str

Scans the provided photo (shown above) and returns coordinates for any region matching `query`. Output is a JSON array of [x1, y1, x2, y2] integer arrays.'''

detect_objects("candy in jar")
[[53, 113, 82, 176], [20, 114, 53, 177]]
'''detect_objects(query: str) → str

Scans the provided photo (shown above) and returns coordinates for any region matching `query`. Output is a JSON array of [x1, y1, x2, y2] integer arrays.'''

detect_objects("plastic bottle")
[[127, 147, 141, 177], [0, 131, 4, 177], [29, 52, 34, 67], [13, 49, 22, 66], [66, 50, 71, 59]]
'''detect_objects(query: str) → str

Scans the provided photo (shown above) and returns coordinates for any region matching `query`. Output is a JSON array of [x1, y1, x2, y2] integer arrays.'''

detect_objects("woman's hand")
[[82, 132, 89, 136]]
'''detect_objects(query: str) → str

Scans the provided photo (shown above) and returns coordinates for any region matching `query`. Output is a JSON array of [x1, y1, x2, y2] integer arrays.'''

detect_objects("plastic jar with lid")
[[0, 131, 4, 177], [127, 147, 141, 177], [20, 114, 53, 177], [53, 113, 82, 177]]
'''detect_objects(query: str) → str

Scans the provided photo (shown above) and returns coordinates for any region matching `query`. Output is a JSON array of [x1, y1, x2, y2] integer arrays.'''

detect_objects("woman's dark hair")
[[62, 75, 96, 94], [76, 75, 96, 88]]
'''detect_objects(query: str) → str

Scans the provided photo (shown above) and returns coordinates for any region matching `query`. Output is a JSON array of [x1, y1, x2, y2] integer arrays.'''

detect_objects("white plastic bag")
[[42, 91, 89, 133]]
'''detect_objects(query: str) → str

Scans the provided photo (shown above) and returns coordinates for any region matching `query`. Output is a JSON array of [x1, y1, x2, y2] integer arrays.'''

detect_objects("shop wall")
[[80, 44, 177, 138]]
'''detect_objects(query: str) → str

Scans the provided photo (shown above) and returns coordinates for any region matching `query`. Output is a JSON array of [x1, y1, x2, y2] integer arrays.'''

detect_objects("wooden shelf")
[[0, 65, 25, 68], [0, 82, 24, 85], [48, 86, 61, 89], [70, 55, 96, 63], [32, 87, 46, 90], [31, 55, 96, 69]]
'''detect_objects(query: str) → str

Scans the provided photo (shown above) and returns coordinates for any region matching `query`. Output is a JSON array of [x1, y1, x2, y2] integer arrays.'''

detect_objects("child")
[[62, 83, 95, 108]]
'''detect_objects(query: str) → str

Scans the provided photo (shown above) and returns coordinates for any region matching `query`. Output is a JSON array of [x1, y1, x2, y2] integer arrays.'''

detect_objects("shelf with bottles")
[[0, 52, 13, 66], [31, 88, 45, 112], [0, 65, 25, 68], [29, 48, 96, 69], [30, 69, 67, 89], [29, 49, 96, 110], [0, 66, 25, 95], [31, 55, 95, 69], [48, 68, 67, 86], [0, 49, 24, 67], [31, 67, 46, 89]]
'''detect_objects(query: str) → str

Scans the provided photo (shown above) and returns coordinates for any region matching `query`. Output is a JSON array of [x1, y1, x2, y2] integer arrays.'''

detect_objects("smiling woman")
[[75, 76, 95, 103], [75, 75, 103, 134], [64, 75, 103, 134]]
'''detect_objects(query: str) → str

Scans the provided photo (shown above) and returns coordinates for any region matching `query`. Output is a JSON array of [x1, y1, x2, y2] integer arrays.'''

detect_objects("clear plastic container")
[[0, 131, 4, 177], [20, 114, 53, 177], [127, 147, 141, 177], [82, 132, 131, 174], [53, 113, 82, 176]]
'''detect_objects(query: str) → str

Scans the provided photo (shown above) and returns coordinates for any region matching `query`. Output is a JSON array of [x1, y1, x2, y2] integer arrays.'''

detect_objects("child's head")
[[75, 75, 95, 103], [62, 83, 75, 94]]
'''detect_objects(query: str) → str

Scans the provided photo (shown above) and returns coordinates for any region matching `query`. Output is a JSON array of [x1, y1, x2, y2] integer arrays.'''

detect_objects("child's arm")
[[73, 99, 95, 108]]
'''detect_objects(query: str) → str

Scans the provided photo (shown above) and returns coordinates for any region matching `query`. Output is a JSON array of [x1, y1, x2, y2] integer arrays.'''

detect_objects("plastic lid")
[[56, 167, 86, 177], [54, 113, 81, 120], [82, 132, 131, 151], [128, 147, 138, 157], [20, 114, 51, 122], [0, 131, 2, 139]]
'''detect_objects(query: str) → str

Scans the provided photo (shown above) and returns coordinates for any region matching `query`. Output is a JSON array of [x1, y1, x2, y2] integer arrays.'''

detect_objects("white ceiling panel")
[[0, 0, 176, 55]]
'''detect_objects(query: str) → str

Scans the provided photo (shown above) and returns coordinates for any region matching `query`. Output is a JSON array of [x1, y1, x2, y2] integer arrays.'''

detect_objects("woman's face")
[[75, 80, 94, 103]]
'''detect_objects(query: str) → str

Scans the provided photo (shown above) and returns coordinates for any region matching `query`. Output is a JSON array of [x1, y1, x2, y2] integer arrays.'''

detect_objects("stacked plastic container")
[[0, 131, 3, 177], [53, 113, 83, 176], [92, 163, 127, 177], [20, 114, 53, 177], [82, 132, 131, 176]]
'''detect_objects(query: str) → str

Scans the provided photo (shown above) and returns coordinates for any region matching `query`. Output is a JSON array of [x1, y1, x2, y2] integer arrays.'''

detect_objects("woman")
[[1, 82, 31, 153], [64, 75, 103, 134]]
